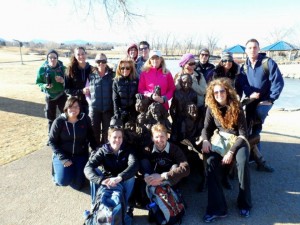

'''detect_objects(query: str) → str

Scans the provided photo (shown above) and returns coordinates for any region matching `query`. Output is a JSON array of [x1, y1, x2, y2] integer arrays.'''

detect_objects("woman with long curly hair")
[[201, 78, 252, 222]]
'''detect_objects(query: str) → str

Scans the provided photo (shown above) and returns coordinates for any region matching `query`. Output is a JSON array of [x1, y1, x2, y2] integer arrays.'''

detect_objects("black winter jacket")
[[89, 68, 114, 112], [49, 113, 97, 164], [64, 63, 91, 106], [112, 76, 138, 114], [84, 143, 138, 185]]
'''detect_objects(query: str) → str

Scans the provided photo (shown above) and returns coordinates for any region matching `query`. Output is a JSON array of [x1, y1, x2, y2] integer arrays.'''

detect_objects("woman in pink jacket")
[[138, 50, 175, 110]]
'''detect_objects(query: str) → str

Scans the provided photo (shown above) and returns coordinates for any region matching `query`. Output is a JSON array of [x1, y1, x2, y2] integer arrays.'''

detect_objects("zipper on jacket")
[[72, 123, 76, 156]]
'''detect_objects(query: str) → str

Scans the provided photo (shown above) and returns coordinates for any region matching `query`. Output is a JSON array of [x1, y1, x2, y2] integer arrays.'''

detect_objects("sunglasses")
[[222, 60, 233, 63], [139, 47, 149, 51], [187, 62, 196, 66], [48, 56, 57, 60], [214, 89, 226, 95], [200, 53, 209, 57], [120, 67, 131, 71], [96, 60, 107, 64]]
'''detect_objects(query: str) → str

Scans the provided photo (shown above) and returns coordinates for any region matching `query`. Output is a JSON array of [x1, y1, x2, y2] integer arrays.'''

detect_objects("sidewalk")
[[1, 110, 300, 225]]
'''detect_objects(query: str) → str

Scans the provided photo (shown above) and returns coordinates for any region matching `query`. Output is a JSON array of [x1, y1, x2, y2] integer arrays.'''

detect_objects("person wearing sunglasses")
[[87, 53, 114, 146], [201, 78, 252, 222], [195, 48, 215, 82], [138, 50, 176, 110], [206, 52, 243, 98], [112, 58, 139, 124], [136, 41, 150, 77], [36, 49, 67, 143], [65, 47, 91, 115], [175, 53, 207, 112]]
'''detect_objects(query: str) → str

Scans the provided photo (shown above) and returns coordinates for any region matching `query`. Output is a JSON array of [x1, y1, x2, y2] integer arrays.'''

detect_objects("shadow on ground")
[[0, 96, 44, 118]]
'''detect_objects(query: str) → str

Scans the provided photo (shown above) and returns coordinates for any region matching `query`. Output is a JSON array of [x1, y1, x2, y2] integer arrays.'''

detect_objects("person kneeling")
[[84, 126, 138, 224], [140, 124, 190, 224]]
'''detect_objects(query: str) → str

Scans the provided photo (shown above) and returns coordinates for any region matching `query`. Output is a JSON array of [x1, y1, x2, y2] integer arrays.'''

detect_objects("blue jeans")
[[252, 104, 273, 151], [53, 154, 88, 190], [90, 168, 135, 207]]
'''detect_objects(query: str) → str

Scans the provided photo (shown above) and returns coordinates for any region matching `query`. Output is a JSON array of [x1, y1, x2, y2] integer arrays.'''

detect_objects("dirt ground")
[[0, 48, 67, 165]]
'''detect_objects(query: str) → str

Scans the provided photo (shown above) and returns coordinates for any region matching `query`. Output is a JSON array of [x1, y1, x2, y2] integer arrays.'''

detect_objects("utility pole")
[[13, 39, 24, 65]]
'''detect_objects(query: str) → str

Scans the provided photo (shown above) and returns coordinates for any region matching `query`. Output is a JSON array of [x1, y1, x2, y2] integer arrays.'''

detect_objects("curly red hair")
[[205, 78, 241, 129]]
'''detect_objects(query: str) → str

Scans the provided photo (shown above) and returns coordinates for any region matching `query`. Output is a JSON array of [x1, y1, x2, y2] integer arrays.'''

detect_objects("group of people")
[[35, 38, 284, 223]]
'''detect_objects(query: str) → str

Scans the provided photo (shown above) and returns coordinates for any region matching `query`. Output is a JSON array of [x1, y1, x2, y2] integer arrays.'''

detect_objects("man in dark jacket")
[[195, 48, 215, 82], [141, 124, 190, 187]]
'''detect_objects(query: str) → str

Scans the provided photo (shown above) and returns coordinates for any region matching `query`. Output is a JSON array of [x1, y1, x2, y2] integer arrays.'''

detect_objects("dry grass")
[[0, 46, 128, 165]]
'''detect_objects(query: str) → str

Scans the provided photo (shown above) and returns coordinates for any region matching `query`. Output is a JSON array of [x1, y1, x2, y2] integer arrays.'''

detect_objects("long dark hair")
[[66, 47, 86, 78]]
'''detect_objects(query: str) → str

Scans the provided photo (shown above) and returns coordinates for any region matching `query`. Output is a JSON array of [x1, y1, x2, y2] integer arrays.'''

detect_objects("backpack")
[[146, 184, 185, 225], [242, 57, 270, 76], [84, 184, 126, 225]]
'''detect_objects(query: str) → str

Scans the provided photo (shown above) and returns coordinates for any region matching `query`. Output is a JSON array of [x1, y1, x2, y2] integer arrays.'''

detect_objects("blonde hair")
[[151, 123, 168, 136], [115, 57, 137, 80], [142, 56, 169, 74], [205, 78, 241, 129]]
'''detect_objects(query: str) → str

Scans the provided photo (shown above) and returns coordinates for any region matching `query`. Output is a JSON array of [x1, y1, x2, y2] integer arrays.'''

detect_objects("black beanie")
[[47, 49, 58, 58]]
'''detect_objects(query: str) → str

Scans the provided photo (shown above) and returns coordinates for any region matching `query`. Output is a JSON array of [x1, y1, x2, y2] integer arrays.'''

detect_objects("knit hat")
[[199, 48, 210, 55], [47, 49, 58, 58], [179, 53, 195, 67], [149, 50, 162, 58], [221, 52, 233, 61], [95, 53, 107, 62]]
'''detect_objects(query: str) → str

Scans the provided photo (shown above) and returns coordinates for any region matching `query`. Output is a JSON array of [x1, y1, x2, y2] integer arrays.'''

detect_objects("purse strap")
[[237, 135, 251, 152]]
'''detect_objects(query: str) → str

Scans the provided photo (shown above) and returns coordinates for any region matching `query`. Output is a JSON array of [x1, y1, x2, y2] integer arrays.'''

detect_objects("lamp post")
[[13, 39, 24, 65]]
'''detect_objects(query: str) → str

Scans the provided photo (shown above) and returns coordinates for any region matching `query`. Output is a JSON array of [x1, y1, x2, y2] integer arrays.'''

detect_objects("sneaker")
[[240, 209, 250, 218], [256, 162, 274, 172], [203, 213, 227, 223]]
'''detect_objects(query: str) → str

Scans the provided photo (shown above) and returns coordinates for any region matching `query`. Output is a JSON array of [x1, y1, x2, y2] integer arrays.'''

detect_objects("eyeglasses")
[[48, 56, 57, 60], [187, 62, 196, 66], [120, 67, 131, 71], [222, 60, 233, 63], [200, 53, 209, 57], [139, 47, 149, 51], [214, 89, 226, 95], [96, 60, 107, 64]]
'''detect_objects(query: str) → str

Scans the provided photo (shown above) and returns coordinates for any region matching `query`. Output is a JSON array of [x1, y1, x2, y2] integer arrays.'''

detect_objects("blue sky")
[[1, 0, 300, 48]]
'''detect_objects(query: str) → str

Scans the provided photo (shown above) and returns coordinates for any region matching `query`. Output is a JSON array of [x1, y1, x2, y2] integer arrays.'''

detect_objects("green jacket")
[[36, 60, 65, 99]]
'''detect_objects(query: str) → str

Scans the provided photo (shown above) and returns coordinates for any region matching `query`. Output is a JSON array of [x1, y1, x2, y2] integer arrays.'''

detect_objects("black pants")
[[89, 109, 113, 146], [205, 147, 252, 215], [45, 94, 67, 134]]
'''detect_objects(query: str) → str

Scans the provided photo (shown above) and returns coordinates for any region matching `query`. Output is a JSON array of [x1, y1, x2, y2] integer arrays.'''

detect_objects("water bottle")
[[83, 210, 90, 219]]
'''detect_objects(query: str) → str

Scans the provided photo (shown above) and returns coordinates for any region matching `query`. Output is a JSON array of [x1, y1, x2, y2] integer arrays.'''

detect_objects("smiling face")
[[120, 62, 131, 77], [108, 130, 123, 151], [213, 84, 227, 106], [47, 53, 58, 68], [74, 48, 87, 65], [128, 47, 138, 59], [67, 101, 80, 119], [183, 59, 196, 74], [150, 55, 162, 68], [245, 41, 260, 60], [152, 130, 168, 151]]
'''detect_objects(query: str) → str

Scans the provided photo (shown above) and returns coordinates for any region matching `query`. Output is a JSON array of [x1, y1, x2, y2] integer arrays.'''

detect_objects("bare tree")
[[72, 0, 142, 25], [206, 33, 219, 55]]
